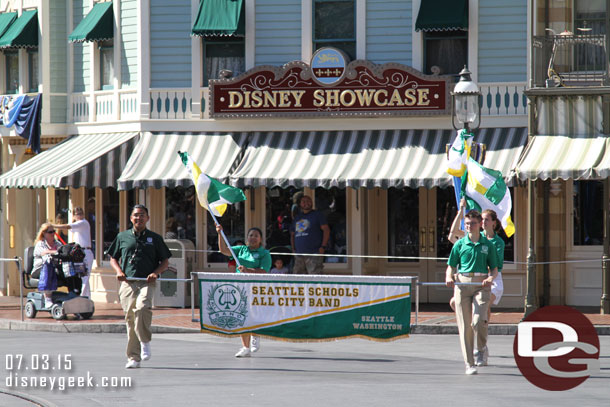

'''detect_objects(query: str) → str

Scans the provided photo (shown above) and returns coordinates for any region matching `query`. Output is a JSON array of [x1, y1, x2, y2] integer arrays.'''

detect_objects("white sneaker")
[[465, 365, 478, 375], [141, 342, 151, 361], [125, 359, 140, 369], [235, 347, 251, 358], [250, 335, 260, 352], [475, 346, 488, 366]]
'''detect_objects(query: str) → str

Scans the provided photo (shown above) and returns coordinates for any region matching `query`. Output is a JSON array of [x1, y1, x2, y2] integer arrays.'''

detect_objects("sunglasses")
[[46, 230, 55, 234]]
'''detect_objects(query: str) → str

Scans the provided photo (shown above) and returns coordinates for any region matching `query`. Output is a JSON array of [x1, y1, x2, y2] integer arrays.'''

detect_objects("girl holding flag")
[[216, 224, 272, 358]]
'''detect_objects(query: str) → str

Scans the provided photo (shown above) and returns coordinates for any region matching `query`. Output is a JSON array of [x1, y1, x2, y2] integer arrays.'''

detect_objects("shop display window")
[[207, 201, 245, 264], [387, 188, 419, 263], [315, 188, 347, 263], [165, 186, 196, 245], [573, 180, 603, 246]]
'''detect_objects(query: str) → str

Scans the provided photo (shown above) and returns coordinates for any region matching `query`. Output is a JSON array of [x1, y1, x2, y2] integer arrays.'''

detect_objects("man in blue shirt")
[[290, 195, 330, 274]]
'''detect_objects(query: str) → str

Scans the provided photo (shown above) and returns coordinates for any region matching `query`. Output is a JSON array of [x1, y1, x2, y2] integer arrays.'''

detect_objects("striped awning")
[[594, 138, 610, 179], [230, 128, 528, 189], [0, 132, 138, 188], [515, 135, 608, 181], [117, 132, 249, 190]]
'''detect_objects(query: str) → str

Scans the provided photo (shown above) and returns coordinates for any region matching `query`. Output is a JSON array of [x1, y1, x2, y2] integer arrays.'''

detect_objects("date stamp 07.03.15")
[[4, 354, 132, 391]]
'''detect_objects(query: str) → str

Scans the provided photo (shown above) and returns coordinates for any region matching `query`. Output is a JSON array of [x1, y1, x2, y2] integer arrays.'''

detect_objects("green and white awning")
[[68, 1, 114, 43], [0, 132, 138, 188], [0, 9, 38, 49], [515, 135, 608, 181], [229, 128, 527, 189], [192, 0, 245, 37], [117, 132, 249, 190]]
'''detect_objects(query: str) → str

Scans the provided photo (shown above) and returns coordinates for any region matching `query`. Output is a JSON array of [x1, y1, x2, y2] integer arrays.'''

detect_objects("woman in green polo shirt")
[[216, 224, 272, 358]]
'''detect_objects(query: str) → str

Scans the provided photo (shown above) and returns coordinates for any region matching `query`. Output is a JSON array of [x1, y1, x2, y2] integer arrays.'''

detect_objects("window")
[[102, 188, 120, 261], [573, 180, 603, 246], [266, 187, 299, 250], [387, 188, 419, 263], [99, 40, 113, 90], [86, 190, 97, 253], [5, 51, 18, 93], [575, 0, 606, 34], [55, 189, 70, 244], [313, 0, 356, 60], [424, 31, 468, 76], [203, 38, 245, 86], [207, 200, 245, 264], [315, 188, 347, 263], [28, 50, 39, 92], [165, 187, 196, 245]]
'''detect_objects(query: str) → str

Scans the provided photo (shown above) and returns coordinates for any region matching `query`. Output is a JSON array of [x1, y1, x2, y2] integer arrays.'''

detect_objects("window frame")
[[202, 37, 245, 86], [27, 49, 39, 93], [312, 0, 356, 60], [422, 30, 468, 77], [98, 39, 114, 90], [4, 51, 19, 94]]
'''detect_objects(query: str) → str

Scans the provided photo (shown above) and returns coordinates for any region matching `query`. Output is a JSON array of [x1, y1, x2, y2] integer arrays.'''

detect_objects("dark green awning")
[[415, 0, 468, 32], [0, 9, 38, 49], [0, 12, 17, 38], [69, 2, 113, 43], [192, 0, 245, 37]]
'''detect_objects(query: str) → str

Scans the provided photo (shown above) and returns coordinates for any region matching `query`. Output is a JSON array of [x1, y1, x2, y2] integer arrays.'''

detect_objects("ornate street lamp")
[[451, 66, 482, 132]]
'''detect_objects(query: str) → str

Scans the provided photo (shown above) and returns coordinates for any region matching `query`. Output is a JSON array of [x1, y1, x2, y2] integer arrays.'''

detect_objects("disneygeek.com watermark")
[[4, 354, 132, 391], [513, 305, 600, 391]]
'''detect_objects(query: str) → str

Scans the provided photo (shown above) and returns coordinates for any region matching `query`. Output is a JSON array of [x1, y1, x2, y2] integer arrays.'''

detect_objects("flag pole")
[[209, 210, 242, 267]]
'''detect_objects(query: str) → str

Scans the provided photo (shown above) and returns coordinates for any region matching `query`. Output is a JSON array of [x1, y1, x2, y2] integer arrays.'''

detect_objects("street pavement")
[[1, 330, 609, 407]]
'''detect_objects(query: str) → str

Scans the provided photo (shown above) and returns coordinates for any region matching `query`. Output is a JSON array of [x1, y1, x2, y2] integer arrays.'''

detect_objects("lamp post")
[[451, 66, 482, 132]]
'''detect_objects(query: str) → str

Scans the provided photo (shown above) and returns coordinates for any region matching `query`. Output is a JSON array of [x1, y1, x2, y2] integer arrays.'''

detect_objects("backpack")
[[57, 242, 86, 263]]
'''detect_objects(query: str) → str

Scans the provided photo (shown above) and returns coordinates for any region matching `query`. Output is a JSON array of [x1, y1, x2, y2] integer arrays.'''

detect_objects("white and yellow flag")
[[462, 157, 515, 237], [447, 129, 474, 177], [179, 151, 246, 216]]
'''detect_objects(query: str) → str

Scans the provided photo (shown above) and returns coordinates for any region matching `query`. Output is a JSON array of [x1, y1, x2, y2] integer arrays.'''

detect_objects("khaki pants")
[[454, 274, 490, 366], [119, 280, 155, 361], [293, 255, 324, 274]]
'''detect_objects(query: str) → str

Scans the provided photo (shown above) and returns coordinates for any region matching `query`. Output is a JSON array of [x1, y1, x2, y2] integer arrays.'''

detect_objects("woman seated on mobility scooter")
[[32, 223, 61, 309]]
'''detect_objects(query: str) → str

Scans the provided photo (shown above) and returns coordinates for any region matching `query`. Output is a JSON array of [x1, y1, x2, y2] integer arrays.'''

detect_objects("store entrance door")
[[387, 187, 458, 303]]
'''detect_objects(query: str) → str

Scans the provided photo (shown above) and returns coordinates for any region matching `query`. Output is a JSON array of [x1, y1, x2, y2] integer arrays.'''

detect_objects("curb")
[[0, 319, 199, 334], [3, 319, 610, 336]]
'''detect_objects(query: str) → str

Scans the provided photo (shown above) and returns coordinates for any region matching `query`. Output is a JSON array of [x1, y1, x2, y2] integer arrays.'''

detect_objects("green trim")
[[199, 279, 412, 287], [69, 2, 113, 43], [192, 0, 245, 37], [0, 12, 17, 38], [0, 10, 38, 49], [415, 0, 468, 32]]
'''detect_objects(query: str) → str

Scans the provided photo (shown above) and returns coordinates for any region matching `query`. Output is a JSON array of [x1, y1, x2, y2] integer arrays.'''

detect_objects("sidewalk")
[[1, 296, 610, 335]]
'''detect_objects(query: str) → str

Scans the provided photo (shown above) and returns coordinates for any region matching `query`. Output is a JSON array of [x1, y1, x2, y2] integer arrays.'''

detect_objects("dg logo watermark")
[[513, 305, 600, 391]]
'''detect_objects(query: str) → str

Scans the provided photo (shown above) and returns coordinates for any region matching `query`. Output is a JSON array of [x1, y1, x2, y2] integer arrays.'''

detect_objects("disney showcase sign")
[[209, 48, 450, 118]]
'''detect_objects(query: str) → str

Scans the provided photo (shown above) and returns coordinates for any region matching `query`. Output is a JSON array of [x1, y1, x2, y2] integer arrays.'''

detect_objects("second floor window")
[[99, 40, 114, 90], [424, 31, 468, 77], [313, 0, 356, 60], [203, 38, 245, 86], [28, 50, 39, 92], [5, 51, 18, 93]]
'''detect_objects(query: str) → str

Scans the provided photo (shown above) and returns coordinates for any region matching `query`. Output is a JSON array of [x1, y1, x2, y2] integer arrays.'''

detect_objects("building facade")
[[0, 0, 536, 308]]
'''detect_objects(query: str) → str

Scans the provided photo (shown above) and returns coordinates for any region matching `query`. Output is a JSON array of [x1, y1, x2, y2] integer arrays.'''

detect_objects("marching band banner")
[[196, 273, 413, 341]]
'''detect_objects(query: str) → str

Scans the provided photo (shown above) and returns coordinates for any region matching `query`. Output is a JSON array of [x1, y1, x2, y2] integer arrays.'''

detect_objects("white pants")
[[81, 249, 94, 298]]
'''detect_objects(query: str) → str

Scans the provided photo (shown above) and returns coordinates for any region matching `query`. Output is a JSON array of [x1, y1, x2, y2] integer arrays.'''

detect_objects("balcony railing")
[[71, 89, 138, 122], [532, 33, 610, 88]]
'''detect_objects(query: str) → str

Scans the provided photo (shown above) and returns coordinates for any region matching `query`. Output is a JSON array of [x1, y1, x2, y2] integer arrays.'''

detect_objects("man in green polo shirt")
[[108, 205, 172, 369], [446, 210, 498, 375]]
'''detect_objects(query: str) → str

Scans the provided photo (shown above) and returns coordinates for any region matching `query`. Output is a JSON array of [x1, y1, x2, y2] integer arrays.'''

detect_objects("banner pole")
[[208, 210, 241, 267]]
